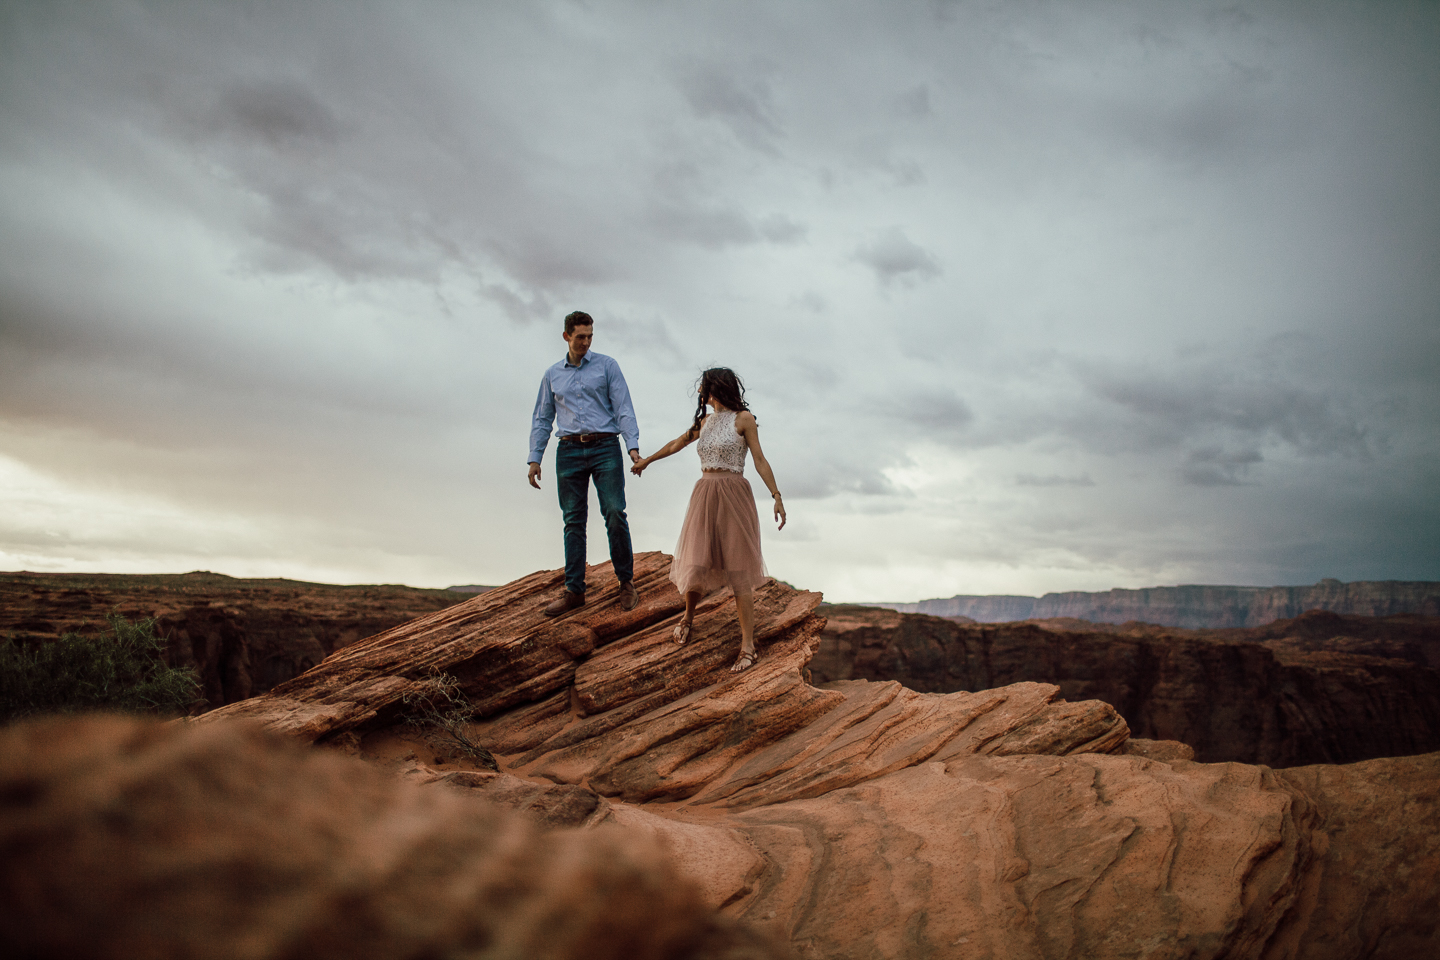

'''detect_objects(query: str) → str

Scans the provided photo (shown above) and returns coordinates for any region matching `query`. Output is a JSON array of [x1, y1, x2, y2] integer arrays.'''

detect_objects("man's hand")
[[527, 462, 542, 489], [629, 448, 641, 465]]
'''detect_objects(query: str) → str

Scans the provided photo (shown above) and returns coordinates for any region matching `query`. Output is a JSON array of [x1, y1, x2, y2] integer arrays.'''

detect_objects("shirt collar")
[[564, 352, 592, 369]]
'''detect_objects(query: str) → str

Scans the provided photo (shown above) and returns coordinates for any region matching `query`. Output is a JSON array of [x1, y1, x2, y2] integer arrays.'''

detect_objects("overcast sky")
[[1, 0, 1437, 602]]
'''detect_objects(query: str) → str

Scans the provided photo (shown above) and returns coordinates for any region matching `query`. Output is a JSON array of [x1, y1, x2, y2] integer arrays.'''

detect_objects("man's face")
[[564, 324, 594, 361]]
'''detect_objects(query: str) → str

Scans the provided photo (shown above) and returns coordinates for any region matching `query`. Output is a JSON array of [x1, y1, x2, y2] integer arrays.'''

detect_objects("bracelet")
[[773, 492, 783, 499]]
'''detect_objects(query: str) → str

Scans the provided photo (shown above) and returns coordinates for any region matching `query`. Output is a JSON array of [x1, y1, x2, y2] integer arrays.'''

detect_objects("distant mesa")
[[865, 578, 1440, 629], [447, 584, 496, 594]]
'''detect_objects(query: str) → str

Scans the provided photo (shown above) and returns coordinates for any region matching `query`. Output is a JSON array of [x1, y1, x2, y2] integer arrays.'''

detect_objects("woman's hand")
[[631, 457, 649, 477], [773, 493, 786, 530]]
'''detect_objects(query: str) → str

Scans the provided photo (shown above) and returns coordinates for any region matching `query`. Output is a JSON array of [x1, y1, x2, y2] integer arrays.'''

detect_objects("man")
[[528, 311, 642, 616]]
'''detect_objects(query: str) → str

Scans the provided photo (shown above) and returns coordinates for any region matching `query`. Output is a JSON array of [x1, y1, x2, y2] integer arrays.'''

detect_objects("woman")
[[631, 368, 785, 672]]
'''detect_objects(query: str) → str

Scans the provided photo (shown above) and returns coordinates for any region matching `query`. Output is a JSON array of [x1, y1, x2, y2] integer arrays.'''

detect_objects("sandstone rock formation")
[[182, 551, 1440, 958], [874, 578, 1440, 628], [1246, 608, 1440, 669], [0, 570, 465, 708], [816, 604, 1440, 766], [0, 713, 789, 960]]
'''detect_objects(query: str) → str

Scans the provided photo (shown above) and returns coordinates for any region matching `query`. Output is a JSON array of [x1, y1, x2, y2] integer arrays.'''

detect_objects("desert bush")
[[400, 670, 498, 770], [0, 614, 203, 723]]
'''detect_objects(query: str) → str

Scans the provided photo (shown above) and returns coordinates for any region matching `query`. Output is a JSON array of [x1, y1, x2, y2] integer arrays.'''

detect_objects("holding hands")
[[632, 450, 785, 529]]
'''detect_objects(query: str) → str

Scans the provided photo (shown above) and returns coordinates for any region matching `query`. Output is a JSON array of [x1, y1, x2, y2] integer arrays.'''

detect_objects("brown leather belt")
[[559, 432, 618, 444]]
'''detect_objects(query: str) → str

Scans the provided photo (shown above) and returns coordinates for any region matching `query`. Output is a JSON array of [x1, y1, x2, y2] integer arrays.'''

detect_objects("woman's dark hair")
[[689, 367, 753, 438]]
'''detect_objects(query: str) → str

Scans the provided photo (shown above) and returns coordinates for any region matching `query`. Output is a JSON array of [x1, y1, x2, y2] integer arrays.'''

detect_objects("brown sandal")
[[730, 650, 758, 673]]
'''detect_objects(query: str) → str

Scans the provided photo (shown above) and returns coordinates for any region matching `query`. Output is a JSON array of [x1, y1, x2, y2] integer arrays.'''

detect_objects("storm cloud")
[[1, 0, 1437, 600]]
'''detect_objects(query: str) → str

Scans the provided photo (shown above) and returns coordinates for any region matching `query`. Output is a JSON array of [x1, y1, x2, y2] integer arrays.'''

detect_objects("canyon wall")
[[0, 571, 465, 709], [10, 560, 1439, 957], [815, 605, 1440, 766], [173, 552, 1438, 959], [872, 578, 1440, 628]]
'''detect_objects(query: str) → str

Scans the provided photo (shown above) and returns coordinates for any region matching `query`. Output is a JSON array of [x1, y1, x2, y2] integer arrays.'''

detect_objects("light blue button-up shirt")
[[528, 351, 640, 463]]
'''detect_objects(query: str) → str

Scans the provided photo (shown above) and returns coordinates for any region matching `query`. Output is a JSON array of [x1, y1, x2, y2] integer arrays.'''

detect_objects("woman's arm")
[[735, 411, 785, 529], [631, 422, 701, 476]]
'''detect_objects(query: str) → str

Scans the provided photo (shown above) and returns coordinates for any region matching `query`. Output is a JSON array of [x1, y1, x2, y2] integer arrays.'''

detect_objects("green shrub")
[[0, 613, 204, 723]]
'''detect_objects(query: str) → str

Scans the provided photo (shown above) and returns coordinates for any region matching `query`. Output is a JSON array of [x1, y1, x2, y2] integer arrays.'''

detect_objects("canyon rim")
[[184, 552, 1440, 959]]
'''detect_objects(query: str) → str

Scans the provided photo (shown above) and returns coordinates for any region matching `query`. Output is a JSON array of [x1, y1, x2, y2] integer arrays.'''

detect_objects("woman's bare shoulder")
[[735, 409, 757, 430]]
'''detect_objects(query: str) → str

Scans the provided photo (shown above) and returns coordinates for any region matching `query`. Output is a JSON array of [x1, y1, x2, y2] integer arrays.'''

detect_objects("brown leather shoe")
[[618, 581, 639, 611], [543, 590, 585, 617]]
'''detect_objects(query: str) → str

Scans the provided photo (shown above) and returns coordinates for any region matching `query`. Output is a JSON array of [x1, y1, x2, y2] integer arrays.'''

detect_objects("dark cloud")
[[892, 85, 932, 119], [646, 205, 805, 249], [637, 149, 806, 252], [1179, 446, 1264, 487], [482, 283, 555, 324], [846, 137, 928, 187], [852, 229, 942, 287], [676, 61, 783, 155], [884, 389, 974, 438], [602, 314, 687, 365], [1, 0, 1437, 593], [781, 455, 896, 501], [1016, 473, 1096, 488], [1078, 359, 1376, 460], [788, 291, 828, 313], [1, 2, 635, 305], [758, 214, 807, 243], [204, 80, 343, 150]]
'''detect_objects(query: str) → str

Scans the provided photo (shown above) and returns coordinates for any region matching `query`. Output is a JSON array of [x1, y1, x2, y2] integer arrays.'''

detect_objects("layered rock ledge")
[[815, 604, 1440, 766], [0, 570, 465, 707], [87, 553, 1440, 957]]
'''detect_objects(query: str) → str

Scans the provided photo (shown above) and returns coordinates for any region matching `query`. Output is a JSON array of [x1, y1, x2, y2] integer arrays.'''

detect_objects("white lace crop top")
[[696, 409, 748, 473]]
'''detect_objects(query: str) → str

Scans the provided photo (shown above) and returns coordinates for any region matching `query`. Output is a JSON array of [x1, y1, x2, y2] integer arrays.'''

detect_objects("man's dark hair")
[[564, 311, 594, 334]]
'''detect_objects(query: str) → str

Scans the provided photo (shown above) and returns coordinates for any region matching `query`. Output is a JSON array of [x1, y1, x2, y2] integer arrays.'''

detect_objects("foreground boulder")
[[156, 553, 1440, 956], [0, 713, 789, 960]]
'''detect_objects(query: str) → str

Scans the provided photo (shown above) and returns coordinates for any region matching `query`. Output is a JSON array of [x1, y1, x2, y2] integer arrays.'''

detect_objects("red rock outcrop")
[[0, 713, 790, 960], [1245, 608, 1440, 669], [180, 552, 1440, 958], [0, 570, 465, 708], [875, 579, 1440, 628], [816, 604, 1440, 766]]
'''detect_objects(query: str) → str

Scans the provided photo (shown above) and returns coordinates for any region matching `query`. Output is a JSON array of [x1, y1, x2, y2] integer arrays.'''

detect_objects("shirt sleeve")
[[528, 371, 556, 464], [606, 358, 640, 453]]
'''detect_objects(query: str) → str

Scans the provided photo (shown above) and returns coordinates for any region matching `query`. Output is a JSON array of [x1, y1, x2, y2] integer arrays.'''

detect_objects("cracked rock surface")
[[168, 552, 1440, 957]]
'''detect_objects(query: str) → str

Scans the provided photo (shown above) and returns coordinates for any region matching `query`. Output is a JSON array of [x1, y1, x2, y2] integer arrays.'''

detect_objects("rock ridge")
[[869, 578, 1440, 628], [172, 552, 1440, 957]]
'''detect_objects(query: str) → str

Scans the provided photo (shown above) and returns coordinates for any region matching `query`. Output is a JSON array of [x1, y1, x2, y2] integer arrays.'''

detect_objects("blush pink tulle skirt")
[[668, 471, 769, 596]]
